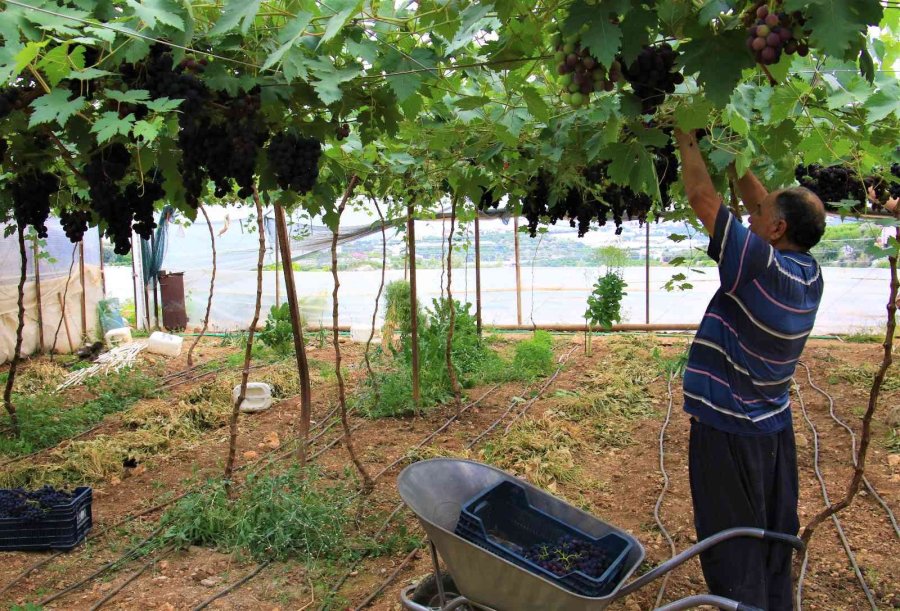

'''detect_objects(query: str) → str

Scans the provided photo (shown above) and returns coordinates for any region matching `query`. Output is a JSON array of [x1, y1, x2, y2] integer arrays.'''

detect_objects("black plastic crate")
[[454, 480, 631, 597], [0, 487, 93, 551]]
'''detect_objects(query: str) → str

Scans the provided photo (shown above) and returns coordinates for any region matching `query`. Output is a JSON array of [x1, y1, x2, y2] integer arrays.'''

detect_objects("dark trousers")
[[688, 418, 800, 611]]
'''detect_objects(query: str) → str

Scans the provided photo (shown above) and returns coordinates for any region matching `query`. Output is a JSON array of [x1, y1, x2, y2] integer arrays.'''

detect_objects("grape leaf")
[[382, 48, 437, 103], [597, 141, 656, 195], [318, 0, 361, 48], [68, 67, 115, 80], [106, 89, 151, 104], [784, 0, 883, 59], [675, 99, 714, 131], [14, 41, 49, 76], [864, 79, 900, 122], [133, 116, 164, 142], [261, 12, 313, 71], [564, 0, 622, 69], [619, 4, 656, 65], [28, 89, 86, 128], [447, 3, 494, 54], [144, 97, 183, 113], [679, 29, 755, 106], [37, 44, 84, 87], [91, 111, 136, 143], [126, 0, 184, 31], [455, 96, 491, 111], [209, 0, 262, 36], [521, 86, 549, 122], [308, 59, 361, 105]]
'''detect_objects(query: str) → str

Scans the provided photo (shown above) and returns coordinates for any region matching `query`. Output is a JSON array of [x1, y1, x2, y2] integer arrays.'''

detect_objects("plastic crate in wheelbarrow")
[[398, 458, 645, 611], [455, 480, 633, 597], [0, 487, 93, 551]]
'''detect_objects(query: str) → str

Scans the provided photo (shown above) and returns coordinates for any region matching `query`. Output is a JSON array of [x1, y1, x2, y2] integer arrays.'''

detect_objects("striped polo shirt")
[[683, 205, 824, 435]]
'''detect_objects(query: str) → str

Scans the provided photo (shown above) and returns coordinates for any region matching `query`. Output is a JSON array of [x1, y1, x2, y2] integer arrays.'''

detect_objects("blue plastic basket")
[[454, 480, 631, 597], [0, 487, 93, 551]]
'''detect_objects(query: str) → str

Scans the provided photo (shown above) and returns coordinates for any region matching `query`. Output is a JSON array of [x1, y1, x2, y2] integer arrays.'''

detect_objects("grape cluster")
[[266, 133, 323, 194], [522, 141, 678, 238], [550, 27, 621, 108], [744, 4, 809, 65], [0, 87, 22, 119], [892, 164, 900, 201], [522, 535, 613, 579], [621, 44, 683, 115], [478, 187, 499, 211], [9, 171, 61, 238], [60, 206, 91, 243], [0, 486, 75, 521], [795, 164, 866, 211], [336, 123, 351, 141], [126, 176, 165, 240], [120, 44, 209, 115], [0, 138, 7, 164]]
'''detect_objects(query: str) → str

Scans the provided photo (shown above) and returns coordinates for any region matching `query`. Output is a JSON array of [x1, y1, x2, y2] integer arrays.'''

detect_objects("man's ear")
[[772, 218, 788, 242]]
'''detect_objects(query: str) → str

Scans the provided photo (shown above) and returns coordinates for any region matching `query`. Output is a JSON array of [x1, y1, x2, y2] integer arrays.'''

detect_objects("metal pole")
[[79, 240, 88, 341], [474, 214, 483, 336], [513, 215, 522, 326], [33, 235, 44, 352], [407, 204, 420, 407], [645, 221, 650, 325], [150, 234, 160, 329], [98, 231, 106, 295], [273, 201, 313, 467], [130, 236, 141, 330]]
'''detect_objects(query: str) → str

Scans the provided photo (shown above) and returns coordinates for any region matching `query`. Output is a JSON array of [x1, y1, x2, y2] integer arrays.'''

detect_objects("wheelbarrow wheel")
[[411, 571, 464, 608]]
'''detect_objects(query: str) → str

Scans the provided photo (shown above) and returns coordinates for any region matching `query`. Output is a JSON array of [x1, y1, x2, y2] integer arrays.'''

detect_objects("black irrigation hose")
[[799, 361, 900, 539], [89, 545, 174, 611], [37, 524, 166, 606], [653, 374, 678, 608], [793, 380, 877, 611], [190, 559, 274, 611], [0, 551, 64, 598]]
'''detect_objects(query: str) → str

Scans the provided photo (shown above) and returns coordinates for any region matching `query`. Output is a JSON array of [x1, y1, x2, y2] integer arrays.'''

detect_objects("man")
[[674, 128, 827, 610]]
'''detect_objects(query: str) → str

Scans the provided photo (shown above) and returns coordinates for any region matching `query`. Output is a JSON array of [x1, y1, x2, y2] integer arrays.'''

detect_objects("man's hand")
[[674, 128, 721, 235]]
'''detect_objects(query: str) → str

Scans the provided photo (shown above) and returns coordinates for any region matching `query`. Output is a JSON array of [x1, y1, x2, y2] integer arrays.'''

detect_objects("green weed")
[[161, 467, 351, 561], [0, 368, 158, 457]]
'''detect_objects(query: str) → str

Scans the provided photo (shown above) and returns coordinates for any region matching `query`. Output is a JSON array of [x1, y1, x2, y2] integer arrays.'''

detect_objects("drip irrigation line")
[[89, 545, 174, 611], [0, 551, 64, 598], [191, 559, 274, 611], [354, 546, 420, 610], [370, 384, 502, 482], [799, 361, 900, 539], [793, 380, 877, 610], [653, 374, 678, 608], [37, 524, 166, 606]]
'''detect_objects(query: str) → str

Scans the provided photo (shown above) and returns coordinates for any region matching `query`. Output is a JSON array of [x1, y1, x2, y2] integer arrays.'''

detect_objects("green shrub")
[[258, 303, 297, 356], [512, 331, 555, 379], [161, 467, 350, 561]]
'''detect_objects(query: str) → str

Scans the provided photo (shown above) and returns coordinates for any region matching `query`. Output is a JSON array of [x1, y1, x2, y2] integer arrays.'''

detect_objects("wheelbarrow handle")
[[655, 594, 764, 611], [614, 527, 804, 599]]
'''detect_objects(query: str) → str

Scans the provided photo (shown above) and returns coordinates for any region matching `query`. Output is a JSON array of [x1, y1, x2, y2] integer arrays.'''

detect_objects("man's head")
[[748, 187, 826, 251]]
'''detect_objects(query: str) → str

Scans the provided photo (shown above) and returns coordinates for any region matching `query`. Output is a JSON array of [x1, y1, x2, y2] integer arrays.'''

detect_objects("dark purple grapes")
[[266, 133, 322, 194], [795, 163, 866, 211], [0, 86, 22, 119], [0, 486, 75, 521], [621, 44, 681, 115], [522, 535, 613, 579], [10, 171, 60, 238], [60, 207, 91, 243]]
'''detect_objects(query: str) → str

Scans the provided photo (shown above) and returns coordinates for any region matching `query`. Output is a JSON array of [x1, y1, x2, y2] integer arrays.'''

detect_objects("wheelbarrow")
[[397, 458, 803, 611]]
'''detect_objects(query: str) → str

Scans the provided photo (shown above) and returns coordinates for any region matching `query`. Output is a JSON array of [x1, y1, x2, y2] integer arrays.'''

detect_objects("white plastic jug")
[[147, 331, 184, 357], [233, 382, 273, 413], [104, 327, 132, 346]]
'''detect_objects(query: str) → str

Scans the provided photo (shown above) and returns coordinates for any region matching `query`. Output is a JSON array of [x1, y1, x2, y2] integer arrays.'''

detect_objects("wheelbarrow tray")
[[398, 458, 645, 611]]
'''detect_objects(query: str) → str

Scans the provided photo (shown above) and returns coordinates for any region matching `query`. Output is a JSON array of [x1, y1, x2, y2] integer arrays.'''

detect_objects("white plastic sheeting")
[[0, 219, 103, 363]]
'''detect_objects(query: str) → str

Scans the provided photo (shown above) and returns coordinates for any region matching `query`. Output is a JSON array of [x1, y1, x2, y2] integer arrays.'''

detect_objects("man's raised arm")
[[732, 166, 768, 215], [674, 128, 721, 236]]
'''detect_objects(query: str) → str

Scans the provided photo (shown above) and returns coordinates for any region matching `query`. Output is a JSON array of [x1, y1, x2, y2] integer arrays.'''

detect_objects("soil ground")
[[1, 333, 898, 611]]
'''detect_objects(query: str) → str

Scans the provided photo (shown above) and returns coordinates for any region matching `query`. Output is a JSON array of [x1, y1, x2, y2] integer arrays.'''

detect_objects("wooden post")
[[274, 215, 281, 307], [513, 215, 522, 326], [79, 241, 88, 342], [474, 214, 483, 336], [272, 201, 313, 467], [33, 235, 44, 352], [407, 203, 420, 408], [645, 221, 650, 325]]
